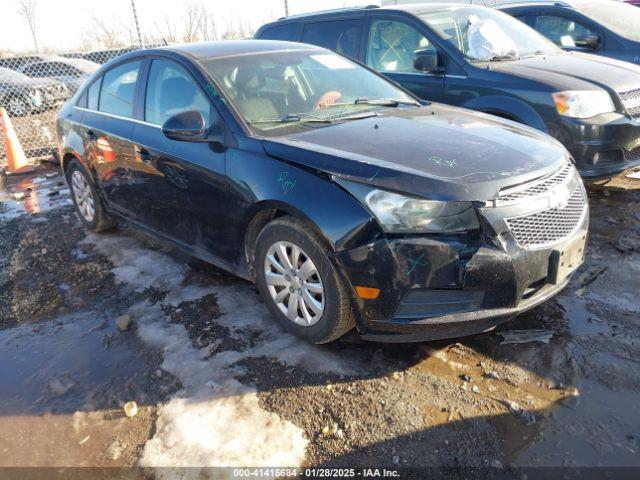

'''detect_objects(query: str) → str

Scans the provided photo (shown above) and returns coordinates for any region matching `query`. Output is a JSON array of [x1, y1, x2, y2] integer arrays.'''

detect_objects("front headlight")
[[338, 180, 479, 234], [552, 90, 614, 119]]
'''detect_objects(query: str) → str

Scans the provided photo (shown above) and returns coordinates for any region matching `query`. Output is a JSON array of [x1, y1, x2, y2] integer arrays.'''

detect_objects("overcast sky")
[[1, 0, 383, 53]]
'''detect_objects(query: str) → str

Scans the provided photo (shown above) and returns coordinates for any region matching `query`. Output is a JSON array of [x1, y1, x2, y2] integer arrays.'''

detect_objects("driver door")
[[363, 15, 445, 102], [130, 57, 228, 252]]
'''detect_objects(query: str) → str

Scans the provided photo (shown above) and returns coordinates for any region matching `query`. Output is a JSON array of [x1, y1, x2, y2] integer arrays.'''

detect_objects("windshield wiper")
[[249, 112, 334, 125], [488, 54, 520, 62], [353, 97, 421, 107]]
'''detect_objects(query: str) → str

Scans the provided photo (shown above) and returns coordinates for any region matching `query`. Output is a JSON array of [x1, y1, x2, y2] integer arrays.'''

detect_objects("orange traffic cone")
[[1, 107, 35, 175]]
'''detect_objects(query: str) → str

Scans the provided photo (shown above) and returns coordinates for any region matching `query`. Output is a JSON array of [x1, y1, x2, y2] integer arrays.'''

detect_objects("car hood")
[[261, 104, 569, 202], [1, 76, 63, 89], [490, 52, 640, 92]]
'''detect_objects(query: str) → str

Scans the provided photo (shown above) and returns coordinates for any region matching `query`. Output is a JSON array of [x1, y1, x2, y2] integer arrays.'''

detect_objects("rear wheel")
[[66, 160, 117, 232], [254, 216, 355, 344]]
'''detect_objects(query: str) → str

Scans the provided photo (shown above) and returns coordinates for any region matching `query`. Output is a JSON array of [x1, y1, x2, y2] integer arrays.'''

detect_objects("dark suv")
[[499, 0, 640, 64], [256, 3, 640, 178]]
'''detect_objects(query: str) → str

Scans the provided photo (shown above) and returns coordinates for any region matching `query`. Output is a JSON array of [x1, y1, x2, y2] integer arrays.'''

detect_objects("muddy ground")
[[0, 164, 639, 479]]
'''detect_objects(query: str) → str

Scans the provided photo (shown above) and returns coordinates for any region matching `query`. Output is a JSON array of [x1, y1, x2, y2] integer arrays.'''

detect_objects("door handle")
[[86, 129, 97, 140], [136, 147, 153, 165]]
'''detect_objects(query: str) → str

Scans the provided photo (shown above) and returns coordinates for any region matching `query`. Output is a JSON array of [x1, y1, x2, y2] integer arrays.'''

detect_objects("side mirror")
[[162, 110, 209, 142], [574, 34, 599, 50], [413, 50, 443, 74]]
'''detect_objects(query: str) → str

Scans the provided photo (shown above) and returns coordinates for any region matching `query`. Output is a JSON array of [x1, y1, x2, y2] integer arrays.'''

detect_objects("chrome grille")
[[619, 88, 640, 119], [498, 163, 574, 204], [506, 182, 587, 248]]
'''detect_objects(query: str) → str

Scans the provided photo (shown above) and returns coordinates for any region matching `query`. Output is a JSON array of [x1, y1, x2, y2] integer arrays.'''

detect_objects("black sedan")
[[56, 41, 588, 343]]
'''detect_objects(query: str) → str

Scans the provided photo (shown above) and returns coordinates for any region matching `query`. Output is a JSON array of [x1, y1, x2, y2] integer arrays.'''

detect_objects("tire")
[[254, 216, 356, 344], [66, 160, 117, 232]]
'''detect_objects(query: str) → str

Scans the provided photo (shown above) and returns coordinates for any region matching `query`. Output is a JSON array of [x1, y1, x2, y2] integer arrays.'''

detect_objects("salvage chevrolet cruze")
[[56, 41, 589, 343]]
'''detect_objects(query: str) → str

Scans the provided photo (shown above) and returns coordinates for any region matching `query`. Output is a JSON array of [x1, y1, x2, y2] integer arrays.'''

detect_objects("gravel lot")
[[1, 164, 639, 478]]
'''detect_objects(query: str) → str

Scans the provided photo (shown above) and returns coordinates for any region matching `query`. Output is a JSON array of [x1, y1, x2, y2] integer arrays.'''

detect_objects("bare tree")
[[84, 15, 127, 49], [182, 2, 205, 43], [17, 0, 39, 53]]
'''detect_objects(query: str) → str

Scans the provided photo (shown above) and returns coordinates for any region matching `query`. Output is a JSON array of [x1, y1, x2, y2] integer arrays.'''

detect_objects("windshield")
[[582, 2, 640, 42], [0, 67, 29, 81], [203, 49, 418, 133], [419, 6, 559, 61]]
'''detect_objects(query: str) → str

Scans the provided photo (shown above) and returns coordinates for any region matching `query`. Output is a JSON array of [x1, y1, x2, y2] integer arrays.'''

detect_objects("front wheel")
[[254, 216, 355, 344]]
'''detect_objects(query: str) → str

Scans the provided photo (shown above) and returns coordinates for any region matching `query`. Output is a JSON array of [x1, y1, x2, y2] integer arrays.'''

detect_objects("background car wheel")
[[254, 216, 356, 344], [7, 96, 29, 117], [66, 160, 117, 232]]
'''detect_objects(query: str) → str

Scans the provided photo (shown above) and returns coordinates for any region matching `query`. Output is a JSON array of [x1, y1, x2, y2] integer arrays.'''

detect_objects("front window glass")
[[366, 20, 435, 72], [534, 15, 596, 47], [203, 49, 417, 134], [581, 2, 640, 42], [98, 60, 141, 118], [145, 59, 210, 126], [419, 6, 559, 61]]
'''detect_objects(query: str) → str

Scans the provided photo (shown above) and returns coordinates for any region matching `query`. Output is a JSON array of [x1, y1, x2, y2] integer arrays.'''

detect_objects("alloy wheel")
[[263, 240, 325, 326], [71, 170, 95, 223]]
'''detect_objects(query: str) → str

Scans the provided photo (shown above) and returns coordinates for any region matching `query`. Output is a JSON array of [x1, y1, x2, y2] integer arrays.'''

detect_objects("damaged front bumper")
[[336, 167, 589, 342]]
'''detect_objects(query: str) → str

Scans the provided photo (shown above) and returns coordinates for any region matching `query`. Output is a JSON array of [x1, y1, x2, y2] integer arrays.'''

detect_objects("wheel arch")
[[463, 95, 549, 133], [242, 200, 334, 279]]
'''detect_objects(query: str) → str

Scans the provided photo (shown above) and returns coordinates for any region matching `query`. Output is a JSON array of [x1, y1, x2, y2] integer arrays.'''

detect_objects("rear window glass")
[[302, 20, 362, 59], [259, 23, 299, 41], [98, 61, 141, 118]]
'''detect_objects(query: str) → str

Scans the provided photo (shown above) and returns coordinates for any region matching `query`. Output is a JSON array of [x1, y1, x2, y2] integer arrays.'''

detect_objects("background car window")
[[534, 15, 596, 46], [98, 60, 141, 118], [87, 77, 101, 110], [259, 23, 299, 41], [302, 20, 362, 60], [144, 59, 210, 126], [367, 20, 433, 72]]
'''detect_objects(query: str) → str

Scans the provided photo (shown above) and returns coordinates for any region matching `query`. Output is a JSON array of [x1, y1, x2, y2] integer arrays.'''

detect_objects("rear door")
[[301, 18, 364, 61], [363, 13, 445, 101], [79, 59, 142, 213], [130, 56, 228, 252]]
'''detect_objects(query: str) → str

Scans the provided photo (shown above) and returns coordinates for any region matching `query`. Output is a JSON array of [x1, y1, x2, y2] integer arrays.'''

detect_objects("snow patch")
[[81, 230, 358, 470]]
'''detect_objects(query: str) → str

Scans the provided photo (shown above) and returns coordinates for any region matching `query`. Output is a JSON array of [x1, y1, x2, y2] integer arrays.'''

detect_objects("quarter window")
[[87, 77, 101, 110], [260, 23, 299, 41], [534, 15, 596, 47], [366, 19, 433, 72], [144, 59, 210, 126], [98, 60, 141, 118], [302, 20, 362, 59]]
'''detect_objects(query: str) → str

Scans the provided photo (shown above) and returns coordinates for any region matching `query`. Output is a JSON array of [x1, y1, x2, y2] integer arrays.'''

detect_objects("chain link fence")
[[0, 45, 159, 165]]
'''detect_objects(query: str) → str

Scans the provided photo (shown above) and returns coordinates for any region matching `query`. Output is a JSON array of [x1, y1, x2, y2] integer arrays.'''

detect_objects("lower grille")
[[619, 88, 640, 119], [626, 147, 640, 163], [506, 182, 587, 248]]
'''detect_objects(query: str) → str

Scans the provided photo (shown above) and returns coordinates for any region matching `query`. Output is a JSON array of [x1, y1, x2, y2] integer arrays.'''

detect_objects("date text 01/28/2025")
[[232, 468, 400, 477]]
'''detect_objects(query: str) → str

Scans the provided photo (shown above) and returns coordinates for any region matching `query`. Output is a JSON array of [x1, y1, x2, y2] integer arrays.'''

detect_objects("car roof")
[[260, 2, 493, 26], [495, 0, 617, 8], [141, 40, 327, 62]]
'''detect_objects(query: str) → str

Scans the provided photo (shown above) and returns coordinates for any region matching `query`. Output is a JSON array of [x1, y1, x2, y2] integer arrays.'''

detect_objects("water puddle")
[[0, 168, 71, 221]]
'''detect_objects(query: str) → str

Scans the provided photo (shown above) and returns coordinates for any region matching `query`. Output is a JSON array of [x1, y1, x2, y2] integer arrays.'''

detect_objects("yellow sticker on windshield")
[[310, 54, 356, 70]]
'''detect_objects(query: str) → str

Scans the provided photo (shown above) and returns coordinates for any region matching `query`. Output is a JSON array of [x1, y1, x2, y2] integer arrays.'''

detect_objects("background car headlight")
[[338, 179, 479, 234], [552, 90, 614, 119]]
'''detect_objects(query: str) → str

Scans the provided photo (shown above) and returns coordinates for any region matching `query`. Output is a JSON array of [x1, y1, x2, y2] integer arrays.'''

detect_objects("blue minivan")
[[256, 3, 640, 178]]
